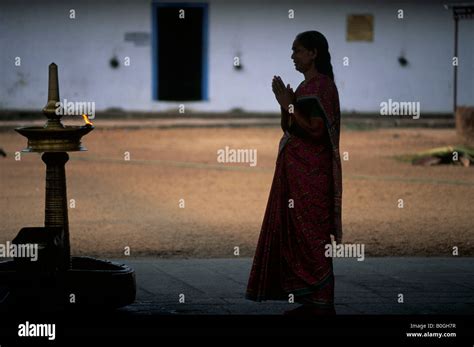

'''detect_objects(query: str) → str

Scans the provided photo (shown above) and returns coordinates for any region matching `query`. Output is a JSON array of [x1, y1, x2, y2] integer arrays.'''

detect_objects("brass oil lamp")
[[0, 63, 135, 312]]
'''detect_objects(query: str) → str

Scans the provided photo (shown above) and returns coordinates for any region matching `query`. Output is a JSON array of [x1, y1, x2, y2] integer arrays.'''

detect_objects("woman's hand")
[[272, 76, 294, 111]]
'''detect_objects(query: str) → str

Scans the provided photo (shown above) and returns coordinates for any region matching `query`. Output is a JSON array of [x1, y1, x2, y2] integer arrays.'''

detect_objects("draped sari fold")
[[246, 73, 342, 307]]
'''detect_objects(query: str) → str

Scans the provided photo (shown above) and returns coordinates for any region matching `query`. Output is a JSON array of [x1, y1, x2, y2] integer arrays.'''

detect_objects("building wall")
[[0, 0, 472, 114]]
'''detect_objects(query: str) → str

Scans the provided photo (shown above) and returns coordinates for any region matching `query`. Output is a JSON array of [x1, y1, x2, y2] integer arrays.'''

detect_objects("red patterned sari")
[[246, 72, 342, 309]]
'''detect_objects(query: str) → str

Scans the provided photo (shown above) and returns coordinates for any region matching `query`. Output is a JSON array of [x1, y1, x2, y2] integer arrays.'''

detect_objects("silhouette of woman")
[[246, 31, 342, 315]]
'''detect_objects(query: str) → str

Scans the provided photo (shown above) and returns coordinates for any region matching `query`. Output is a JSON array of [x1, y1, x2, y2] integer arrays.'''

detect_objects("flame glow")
[[82, 114, 93, 126]]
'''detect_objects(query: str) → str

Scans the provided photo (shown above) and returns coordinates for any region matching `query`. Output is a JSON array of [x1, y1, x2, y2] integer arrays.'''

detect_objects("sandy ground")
[[0, 127, 473, 258]]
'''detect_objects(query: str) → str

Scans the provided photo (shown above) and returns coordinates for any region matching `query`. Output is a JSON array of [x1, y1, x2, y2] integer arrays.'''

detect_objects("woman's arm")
[[280, 107, 291, 132], [290, 106, 325, 138]]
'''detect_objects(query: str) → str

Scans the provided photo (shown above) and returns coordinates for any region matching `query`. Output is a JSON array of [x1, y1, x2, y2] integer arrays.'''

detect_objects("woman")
[[246, 31, 342, 315]]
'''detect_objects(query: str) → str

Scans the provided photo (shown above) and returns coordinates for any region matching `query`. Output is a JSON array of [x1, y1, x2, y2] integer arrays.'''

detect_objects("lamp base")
[[0, 256, 136, 313]]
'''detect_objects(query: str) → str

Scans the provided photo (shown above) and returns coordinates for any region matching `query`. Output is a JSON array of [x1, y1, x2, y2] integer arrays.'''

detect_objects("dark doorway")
[[152, 3, 208, 101]]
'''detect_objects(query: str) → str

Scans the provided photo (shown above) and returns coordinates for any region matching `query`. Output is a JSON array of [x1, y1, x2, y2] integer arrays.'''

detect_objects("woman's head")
[[291, 31, 334, 81]]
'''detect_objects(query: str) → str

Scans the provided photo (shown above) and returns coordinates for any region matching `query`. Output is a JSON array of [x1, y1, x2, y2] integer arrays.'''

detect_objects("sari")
[[246, 72, 342, 308]]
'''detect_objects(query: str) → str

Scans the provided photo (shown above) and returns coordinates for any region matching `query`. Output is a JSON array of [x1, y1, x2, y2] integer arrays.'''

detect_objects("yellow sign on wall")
[[347, 14, 374, 41]]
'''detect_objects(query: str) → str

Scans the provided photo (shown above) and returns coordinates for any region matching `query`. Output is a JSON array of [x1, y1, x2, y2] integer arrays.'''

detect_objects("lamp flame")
[[82, 114, 93, 126]]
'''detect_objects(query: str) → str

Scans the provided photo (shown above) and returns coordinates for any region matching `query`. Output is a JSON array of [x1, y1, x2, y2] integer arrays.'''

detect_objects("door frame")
[[151, 2, 209, 101]]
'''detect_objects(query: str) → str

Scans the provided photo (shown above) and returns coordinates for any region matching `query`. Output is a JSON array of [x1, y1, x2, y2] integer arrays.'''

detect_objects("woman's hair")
[[296, 31, 334, 81]]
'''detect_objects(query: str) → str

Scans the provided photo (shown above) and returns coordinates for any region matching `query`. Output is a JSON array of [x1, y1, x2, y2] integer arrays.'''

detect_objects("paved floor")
[[114, 257, 474, 315]]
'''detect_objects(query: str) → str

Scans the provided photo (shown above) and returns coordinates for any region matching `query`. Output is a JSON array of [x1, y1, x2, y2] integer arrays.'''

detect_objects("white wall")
[[0, 0, 472, 114]]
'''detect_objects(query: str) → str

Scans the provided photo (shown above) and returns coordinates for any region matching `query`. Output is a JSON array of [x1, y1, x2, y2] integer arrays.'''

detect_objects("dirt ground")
[[1, 127, 473, 258]]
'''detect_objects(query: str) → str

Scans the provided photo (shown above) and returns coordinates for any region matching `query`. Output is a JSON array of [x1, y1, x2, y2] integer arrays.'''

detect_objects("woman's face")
[[291, 40, 317, 73]]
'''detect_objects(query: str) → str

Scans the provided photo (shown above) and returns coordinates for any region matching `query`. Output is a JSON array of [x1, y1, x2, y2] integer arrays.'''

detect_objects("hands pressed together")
[[272, 75, 295, 112]]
